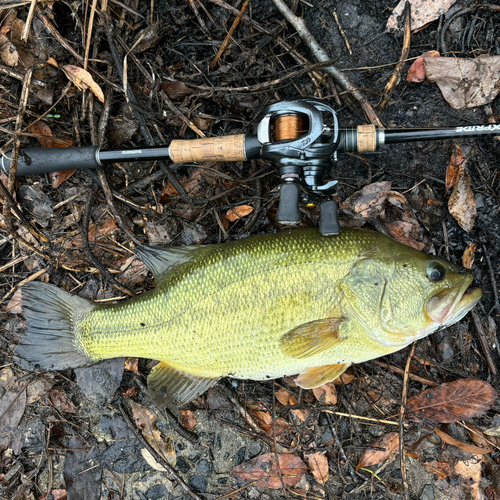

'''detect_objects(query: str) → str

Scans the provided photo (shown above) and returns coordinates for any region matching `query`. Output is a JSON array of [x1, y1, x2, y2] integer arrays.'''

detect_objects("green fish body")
[[16, 228, 481, 405]]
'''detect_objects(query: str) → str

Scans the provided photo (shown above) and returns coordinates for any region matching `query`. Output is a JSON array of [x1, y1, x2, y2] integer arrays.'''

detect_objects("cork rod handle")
[[169, 134, 247, 163]]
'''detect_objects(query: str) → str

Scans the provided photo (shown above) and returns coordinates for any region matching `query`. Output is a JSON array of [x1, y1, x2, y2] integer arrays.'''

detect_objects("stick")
[[378, 1, 411, 112], [270, 0, 383, 127], [471, 310, 498, 376]]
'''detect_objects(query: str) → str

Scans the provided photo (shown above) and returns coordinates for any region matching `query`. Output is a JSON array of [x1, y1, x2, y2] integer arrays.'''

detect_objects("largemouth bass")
[[16, 228, 481, 406]]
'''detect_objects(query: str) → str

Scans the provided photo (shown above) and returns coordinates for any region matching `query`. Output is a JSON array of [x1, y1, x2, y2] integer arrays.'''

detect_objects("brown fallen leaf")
[[247, 403, 290, 437], [448, 166, 477, 233], [181, 410, 197, 431], [226, 205, 254, 222], [386, 221, 425, 251], [454, 456, 483, 500], [305, 451, 329, 484], [333, 370, 355, 385], [39, 490, 67, 500], [61, 65, 104, 103], [50, 170, 77, 189], [356, 432, 399, 470], [387, 0, 456, 32], [0, 33, 19, 66], [425, 55, 500, 109], [342, 181, 392, 219], [464, 422, 497, 452], [291, 409, 308, 422], [462, 243, 477, 269], [421, 460, 454, 479], [4, 288, 22, 314], [275, 388, 297, 406], [406, 379, 498, 423], [129, 400, 176, 466], [124, 357, 139, 374], [48, 388, 76, 414], [445, 144, 466, 191], [160, 81, 192, 100], [231, 453, 307, 489], [312, 382, 337, 405], [406, 50, 440, 82]]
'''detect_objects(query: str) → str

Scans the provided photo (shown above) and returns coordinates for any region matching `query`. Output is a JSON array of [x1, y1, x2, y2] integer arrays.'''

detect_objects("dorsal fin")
[[135, 244, 201, 282]]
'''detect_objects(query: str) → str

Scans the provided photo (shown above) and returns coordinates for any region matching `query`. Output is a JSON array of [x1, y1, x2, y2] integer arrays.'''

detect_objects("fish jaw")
[[426, 274, 482, 327]]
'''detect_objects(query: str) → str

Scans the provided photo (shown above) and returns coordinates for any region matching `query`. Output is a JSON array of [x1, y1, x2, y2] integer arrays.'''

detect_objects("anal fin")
[[280, 317, 346, 359], [147, 361, 219, 407], [295, 363, 350, 389]]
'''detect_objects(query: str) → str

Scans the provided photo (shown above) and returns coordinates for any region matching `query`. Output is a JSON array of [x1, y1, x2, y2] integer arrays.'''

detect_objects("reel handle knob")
[[277, 181, 301, 225], [319, 200, 340, 236]]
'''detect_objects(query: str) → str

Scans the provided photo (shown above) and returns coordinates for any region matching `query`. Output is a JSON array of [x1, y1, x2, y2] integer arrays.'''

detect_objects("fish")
[[15, 228, 482, 406]]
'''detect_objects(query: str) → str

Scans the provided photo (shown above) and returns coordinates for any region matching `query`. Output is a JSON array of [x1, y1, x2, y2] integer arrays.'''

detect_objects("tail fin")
[[15, 282, 96, 371]]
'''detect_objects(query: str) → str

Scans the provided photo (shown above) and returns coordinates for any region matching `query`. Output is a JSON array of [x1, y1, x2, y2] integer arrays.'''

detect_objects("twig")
[[0, 65, 46, 87], [471, 310, 498, 376], [483, 244, 500, 315], [378, 1, 411, 112], [21, 0, 36, 41], [373, 360, 438, 387], [270, 0, 383, 127], [332, 10, 351, 55], [117, 402, 203, 500], [399, 342, 415, 500], [84, 0, 99, 70], [0, 268, 48, 307], [271, 383, 288, 495], [210, 0, 250, 67]]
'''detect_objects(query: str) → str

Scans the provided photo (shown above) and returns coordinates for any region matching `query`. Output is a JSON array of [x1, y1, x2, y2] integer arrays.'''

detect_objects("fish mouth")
[[426, 277, 482, 326]]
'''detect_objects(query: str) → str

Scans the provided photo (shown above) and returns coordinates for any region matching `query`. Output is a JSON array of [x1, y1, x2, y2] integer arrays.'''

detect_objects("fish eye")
[[427, 262, 446, 282]]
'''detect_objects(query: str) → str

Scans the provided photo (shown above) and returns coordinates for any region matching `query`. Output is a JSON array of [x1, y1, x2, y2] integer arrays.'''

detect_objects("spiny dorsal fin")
[[147, 360, 219, 407], [280, 317, 346, 359], [295, 363, 350, 389], [135, 244, 201, 282]]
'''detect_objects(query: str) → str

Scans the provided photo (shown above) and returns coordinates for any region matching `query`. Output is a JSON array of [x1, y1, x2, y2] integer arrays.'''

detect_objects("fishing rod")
[[2, 98, 499, 235]]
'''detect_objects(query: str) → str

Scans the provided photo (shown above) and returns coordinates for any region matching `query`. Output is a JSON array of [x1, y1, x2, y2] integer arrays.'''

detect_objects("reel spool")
[[257, 99, 341, 235]]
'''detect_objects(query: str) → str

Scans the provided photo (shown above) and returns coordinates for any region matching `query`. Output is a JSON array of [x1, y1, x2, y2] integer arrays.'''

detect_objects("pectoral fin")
[[280, 318, 346, 359], [147, 361, 219, 407], [295, 363, 350, 389]]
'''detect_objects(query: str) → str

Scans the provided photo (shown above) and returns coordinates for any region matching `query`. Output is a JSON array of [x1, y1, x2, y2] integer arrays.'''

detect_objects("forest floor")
[[1, 0, 500, 499]]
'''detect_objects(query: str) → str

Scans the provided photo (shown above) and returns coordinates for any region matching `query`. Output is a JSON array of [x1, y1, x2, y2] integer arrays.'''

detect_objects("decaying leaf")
[[386, 221, 425, 250], [0, 33, 19, 66], [357, 432, 399, 470], [425, 55, 500, 109], [406, 50, 440, 82], [342, 181, 392, 219], [247, 402, 289, 437], [275, 388, 297, 406], [462, 243, 477, 269], [387, 0, 457, 32], [406, 379, 497, 423], [305, 452, 329, 484], [312, 382, 337, 405], [40, 490, 67, 500], [421, 460, 454, 479], [4, 288, 22, 314], [161, 81, 192, 100], [448, 166, 477, 233], [333, 370, 355, 385], [48, 388, 76, 414], [181, 410, 197, 431], [129, 400, 176, 466], [226, 205, 254, 222], [140, 441, 175, 472], [61, 65, 104, 103], [231, 452, 307, 489], [124, 357, 139, 374], [454, 456, 483, 500], [465, 422, 496, 453], [291, 409, 308, 422], [445, 145, 466, 191]]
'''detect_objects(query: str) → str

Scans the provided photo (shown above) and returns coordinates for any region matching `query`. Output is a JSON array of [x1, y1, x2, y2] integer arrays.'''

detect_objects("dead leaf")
[[181, 410, 197, 431], [61, 65, 104, 103], [386, 221, 425, 250], [422, 460, 454, 479], [141, 447, 168, 472], [333, 370, 355, 385], [47, 57, 59, 67], [119, 257, 148, 287], [231, 453, 307, 489], [387, 0, 457, 32], [448, 166, 477, 233], [193, 117, 211, 130], [305, 452, 329, 484], [356, 432, 399, 470], [39, 490, 67, 500], [48, 388, 76, 414], [291, 409, 308, 422], [129, 399, 176, 466], [406, 379, 498, 423], [124, 357, 139, 374], [130, 23, 160, 53], [312, 383, 337, 405], [123, 387, 138, 398], [226, 205, 254, 222], [4, 288, 22, 314], [407, 50, 440, 82], [247, 403, 289, 437], [462, 243, 477, 269], [425, 55, 500, 109], [445, 145, 466, 191], [161, 81, 192, 99], [454, 456, 483, 500], [0, 33, 19, 66], [465, 422, 496, 453], [51, 170, 76, 189], [159, 183, 179, 205], [275, 389, 297, 406], [342, 182, 392, 219], [28, 122, 73, 149]]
